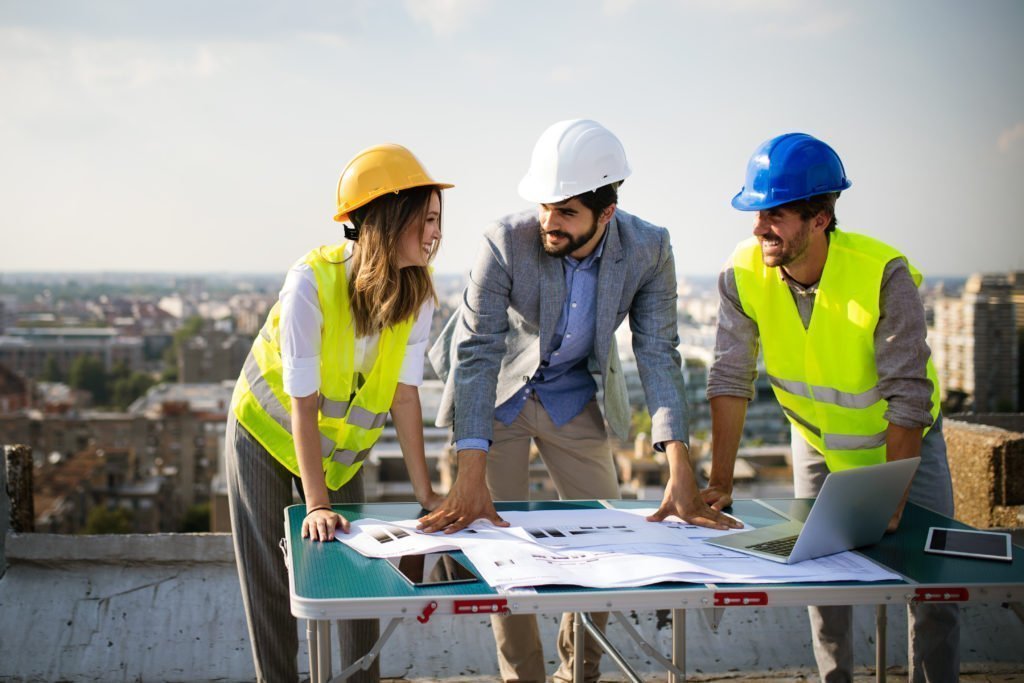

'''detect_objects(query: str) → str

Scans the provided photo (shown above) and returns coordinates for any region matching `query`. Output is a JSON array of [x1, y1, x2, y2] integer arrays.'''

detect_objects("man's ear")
[[811, 210, 830, 234], [599, 203, 617, 226]]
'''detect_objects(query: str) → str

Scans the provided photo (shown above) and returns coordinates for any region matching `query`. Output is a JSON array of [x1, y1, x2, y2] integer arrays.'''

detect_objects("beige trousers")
[[485, 396, 620, 683]]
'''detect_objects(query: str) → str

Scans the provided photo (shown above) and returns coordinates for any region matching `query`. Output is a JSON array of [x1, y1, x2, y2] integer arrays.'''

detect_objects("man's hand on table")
[[417, 449, 509, 534], [700, 484, 734, 512], [647, 478, 743, 530]]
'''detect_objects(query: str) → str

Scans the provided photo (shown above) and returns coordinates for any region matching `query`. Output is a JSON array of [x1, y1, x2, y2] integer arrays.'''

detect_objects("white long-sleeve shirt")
[[277, 253, 434, 398]]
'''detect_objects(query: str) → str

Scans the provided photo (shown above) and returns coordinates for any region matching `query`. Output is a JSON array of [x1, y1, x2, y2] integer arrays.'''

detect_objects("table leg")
[[670, 608, 685, 683], [308, 619, 319, 683], [318, 619, 332, 681], [573, 612, 585, 682], [875, 604, 886, 683]]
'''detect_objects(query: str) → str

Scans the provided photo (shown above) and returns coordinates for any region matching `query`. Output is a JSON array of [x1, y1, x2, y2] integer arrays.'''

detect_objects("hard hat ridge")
[[732, 132, 851, 211], [334, 143, 453, 223], [518, 119, 632, 204]]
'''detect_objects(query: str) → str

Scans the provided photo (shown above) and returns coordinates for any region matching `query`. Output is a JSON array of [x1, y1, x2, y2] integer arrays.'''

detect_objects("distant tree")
[[161, 316, 205, 381], [109, 360, 132, 382], [41, 355, 63, 382], [84, 506, 134, 534], [159, 362, 179, 383], [630, 408, 652, 441], [112, 371, 156, 410], [68, 355, 109, 405], [180, 503, 210, 532]]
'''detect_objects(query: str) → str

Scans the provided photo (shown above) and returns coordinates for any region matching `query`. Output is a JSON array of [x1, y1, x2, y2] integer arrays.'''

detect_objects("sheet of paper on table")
[[337, 508, 900, 589]]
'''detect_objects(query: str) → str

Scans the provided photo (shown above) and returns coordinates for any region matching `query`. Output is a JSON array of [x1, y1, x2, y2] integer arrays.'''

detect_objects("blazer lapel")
[[595, 215, 626, 364]]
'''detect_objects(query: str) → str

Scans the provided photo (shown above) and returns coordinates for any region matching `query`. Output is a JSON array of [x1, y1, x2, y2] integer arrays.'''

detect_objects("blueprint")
[[338, 507, 901, 589]]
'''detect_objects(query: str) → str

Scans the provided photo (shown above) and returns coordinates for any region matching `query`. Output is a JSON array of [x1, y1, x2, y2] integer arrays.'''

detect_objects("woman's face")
[[396, 191, 441, 269]]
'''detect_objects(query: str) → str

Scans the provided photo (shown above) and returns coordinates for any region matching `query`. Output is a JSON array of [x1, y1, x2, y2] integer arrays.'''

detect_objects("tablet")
[[924, 527, 1013, 562], [384, 552, 479, 587]]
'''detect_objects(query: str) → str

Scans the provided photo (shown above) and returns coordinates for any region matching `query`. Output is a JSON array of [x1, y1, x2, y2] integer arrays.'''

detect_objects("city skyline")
[[2, 1, 1023, 277]]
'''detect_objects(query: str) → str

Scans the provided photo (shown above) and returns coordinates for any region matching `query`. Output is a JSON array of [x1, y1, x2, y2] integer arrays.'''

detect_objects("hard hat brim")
[[333, 180, 454, 222], [731, 180, 852, 212], [517, 172, 629, 205]]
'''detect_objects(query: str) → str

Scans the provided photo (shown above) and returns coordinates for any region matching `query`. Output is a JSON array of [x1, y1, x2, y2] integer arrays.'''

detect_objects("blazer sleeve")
[[450, 223, 514, 443], [629, 228, 689, 447]]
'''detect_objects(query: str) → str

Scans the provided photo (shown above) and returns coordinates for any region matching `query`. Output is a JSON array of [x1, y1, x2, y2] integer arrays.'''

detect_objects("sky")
[[1, 0, 1022, 278]]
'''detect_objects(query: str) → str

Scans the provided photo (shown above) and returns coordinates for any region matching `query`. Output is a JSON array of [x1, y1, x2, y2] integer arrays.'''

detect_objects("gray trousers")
[[226, 417, 379, 683], [791, 417, 960, 683]]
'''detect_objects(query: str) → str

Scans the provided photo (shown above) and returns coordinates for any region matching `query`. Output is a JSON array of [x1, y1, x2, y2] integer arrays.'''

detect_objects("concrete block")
[[945, 418, 1024, 528]]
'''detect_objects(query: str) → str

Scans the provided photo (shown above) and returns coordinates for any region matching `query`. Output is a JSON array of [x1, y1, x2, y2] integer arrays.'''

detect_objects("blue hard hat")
[[732, 133, 852, 211]]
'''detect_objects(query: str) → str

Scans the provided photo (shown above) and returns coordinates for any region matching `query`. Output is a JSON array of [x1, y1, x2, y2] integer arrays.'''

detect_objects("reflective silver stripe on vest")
[[824, 431, 887, 451], [769, 373, 882, 410], [332, 447, 372, 467], [347, 405, 389, 430], [782, 406, 821, 437], [768, 374, 813, 399], [243, 353, 336, 460], [259, 327, 272, 343], [811, 384, 882, 410], [319, 395, 350, 419], [244, 355, 290, 430]]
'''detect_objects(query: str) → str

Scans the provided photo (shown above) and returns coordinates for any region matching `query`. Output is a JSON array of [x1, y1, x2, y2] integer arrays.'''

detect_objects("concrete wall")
[[1, 530, 1023, 682]]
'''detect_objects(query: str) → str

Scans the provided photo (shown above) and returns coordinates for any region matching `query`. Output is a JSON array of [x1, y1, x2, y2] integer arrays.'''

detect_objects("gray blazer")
[[428, 208, 688, 445]]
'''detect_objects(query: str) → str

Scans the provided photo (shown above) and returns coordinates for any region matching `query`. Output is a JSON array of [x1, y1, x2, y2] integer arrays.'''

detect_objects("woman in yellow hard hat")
[[225, 143, 452, 683]]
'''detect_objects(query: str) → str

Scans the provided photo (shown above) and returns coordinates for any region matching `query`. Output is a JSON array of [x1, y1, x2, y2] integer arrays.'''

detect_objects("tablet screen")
[[385, 553, 479, 586], [926, 528, 1012, 561]]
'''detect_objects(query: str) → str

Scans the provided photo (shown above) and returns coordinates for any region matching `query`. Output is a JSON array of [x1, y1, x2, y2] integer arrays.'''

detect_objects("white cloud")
[[997, 121, 1024, 153], [602, 0, 640, 17], [761, 9, 854, 37], [68, 41, 229, 90], [685, 0, 851, 35], [404, 0, 490, 36], [297, 31, 349, 49], [549, 65, 576, 83]]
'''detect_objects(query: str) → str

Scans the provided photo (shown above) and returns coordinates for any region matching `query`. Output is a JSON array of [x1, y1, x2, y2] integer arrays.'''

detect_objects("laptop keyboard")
[[748, 535, 799, 557]]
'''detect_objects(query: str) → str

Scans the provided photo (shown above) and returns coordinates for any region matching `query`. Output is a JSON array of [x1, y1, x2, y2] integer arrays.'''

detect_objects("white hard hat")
[[517, 119, 632, 204]]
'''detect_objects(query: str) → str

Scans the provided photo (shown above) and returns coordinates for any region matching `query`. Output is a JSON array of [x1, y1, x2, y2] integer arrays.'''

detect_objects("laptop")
[[705, 457, 920, 564]]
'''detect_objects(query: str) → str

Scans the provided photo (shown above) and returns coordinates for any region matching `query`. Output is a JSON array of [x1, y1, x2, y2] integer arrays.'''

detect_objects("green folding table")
[[282, 499, 1024, 683]]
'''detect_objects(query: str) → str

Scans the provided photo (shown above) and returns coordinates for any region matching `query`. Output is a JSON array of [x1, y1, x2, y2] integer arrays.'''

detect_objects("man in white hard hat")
[[421, 119, 739, 683]]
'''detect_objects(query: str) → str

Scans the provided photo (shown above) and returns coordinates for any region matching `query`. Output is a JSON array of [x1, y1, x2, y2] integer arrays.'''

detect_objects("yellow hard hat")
[[333, 143, 453, 222]]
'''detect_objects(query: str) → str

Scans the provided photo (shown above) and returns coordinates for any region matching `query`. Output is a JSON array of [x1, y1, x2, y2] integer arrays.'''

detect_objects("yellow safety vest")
[[230, 243, 413, 490], [732, 228, 940, 471]]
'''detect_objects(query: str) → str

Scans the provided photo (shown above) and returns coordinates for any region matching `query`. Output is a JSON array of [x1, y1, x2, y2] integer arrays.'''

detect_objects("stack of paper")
[[338, 508, 900, 590]]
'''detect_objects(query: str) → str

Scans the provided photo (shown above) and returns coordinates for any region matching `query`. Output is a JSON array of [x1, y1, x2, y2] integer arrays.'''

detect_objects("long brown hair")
[[346, 185, 440, 337]]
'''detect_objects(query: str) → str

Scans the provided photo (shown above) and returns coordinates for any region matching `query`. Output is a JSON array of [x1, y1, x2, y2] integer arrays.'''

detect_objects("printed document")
[[337, 507, 900, 589]]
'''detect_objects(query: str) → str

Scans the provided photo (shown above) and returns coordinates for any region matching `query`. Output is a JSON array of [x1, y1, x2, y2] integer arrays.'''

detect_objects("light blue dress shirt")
[[457, 232, 606, 453]]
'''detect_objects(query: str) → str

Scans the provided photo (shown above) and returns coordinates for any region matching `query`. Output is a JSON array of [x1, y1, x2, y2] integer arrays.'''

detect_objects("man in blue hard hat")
[[704, 132, 959, 682]]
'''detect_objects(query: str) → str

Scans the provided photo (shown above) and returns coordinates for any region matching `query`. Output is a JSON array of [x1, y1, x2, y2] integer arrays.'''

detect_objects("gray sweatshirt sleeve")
[[875, 259, 936, 429], [707, 263, 760, 401]]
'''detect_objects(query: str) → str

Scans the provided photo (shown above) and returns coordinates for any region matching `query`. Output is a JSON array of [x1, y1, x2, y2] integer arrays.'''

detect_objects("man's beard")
[[541, 217, 600, 258], [761, 220, 811, 268]]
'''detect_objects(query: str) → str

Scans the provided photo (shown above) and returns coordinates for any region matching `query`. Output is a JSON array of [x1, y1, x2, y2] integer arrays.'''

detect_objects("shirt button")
[[566, 333, 572, 338], [554, 352, 560, 356], [571, 302, 577, 308]]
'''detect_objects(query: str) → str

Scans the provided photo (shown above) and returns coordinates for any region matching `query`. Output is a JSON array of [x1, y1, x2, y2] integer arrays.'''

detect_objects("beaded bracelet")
[[304, 505, 333, 517]]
